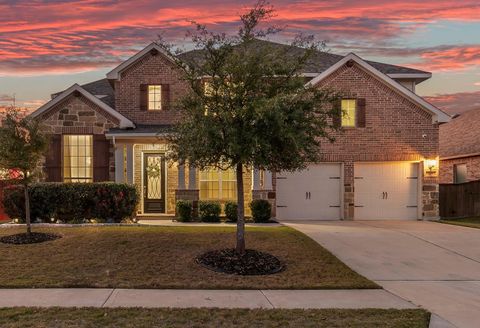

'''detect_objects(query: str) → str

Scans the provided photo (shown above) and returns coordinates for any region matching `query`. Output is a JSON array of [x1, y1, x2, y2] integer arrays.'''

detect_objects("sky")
[[0, 0, 479, 114]]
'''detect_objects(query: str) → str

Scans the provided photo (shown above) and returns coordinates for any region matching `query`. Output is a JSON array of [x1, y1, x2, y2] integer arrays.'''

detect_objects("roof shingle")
[[440, 107, 480, 158]]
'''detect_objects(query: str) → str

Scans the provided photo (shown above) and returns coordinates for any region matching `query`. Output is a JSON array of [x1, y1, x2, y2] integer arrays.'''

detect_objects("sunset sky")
[[1, 0, 479, 114]]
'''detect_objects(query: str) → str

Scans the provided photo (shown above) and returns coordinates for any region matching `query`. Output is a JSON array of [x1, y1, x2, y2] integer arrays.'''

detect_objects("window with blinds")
[[199, 167, 237, 200], [63, 135, 93, 183]]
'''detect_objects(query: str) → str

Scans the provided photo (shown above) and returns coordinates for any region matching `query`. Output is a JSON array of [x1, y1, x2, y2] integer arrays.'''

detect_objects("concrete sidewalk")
[[0, 288, 415, 309]]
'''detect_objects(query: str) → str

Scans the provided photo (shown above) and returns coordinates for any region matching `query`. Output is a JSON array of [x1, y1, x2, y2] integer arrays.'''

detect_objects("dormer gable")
[[106, 43, 177, 81]]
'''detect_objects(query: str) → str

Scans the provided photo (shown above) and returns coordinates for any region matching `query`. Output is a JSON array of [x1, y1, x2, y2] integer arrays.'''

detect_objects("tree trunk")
[[24, 183, 31, 236], [235, 163, 245, 255]]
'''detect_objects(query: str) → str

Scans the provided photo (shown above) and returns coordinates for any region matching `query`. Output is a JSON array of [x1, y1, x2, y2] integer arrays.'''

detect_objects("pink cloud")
[[425, 91, 480, 115], [1, 0, 480, 75], [410, 45, 480, 71]]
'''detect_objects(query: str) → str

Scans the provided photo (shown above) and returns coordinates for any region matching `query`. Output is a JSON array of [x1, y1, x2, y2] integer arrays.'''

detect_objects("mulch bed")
[[0, 232, 62, 245], [197, 248, 284, 275]]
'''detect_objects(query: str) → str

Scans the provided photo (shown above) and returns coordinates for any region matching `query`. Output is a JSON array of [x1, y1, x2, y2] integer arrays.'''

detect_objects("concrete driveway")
[[286, 220, 480, 328]]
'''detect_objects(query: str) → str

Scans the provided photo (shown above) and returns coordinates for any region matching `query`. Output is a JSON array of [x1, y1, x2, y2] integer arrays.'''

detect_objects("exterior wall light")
[[424, 158, 439, 177]]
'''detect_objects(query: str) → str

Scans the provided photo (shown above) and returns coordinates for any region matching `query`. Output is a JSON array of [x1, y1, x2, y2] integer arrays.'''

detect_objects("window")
[[200, 167, 237, 200], [148, 85, 162, 110], [454, 164, 467, 184], [63, 135, 93, 183], [341, 99, 356, 127]]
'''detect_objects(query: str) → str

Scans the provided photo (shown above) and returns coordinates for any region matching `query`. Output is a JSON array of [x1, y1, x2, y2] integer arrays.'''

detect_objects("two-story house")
[[30, 40, 450, 220]]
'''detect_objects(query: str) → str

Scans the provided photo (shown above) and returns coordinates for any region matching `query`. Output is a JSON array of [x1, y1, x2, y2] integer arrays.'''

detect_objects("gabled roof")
[[440, 107, 480, 159], [179, 39, 431, 82], [31, 84, 135, 128], [306, 53, 451, 124], [106, 43, 176, 81]]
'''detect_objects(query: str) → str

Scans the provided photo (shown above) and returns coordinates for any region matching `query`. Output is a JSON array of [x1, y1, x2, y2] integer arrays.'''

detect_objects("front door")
[[143, 153, 166, 213]]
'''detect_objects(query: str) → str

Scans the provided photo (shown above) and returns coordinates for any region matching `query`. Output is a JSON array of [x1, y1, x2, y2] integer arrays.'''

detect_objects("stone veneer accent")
[[422, 181, 439, 218], [39, 94, 119, 181]]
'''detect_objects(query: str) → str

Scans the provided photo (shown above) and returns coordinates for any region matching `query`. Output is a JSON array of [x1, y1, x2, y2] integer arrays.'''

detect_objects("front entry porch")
[[108, 133, 274, 216]]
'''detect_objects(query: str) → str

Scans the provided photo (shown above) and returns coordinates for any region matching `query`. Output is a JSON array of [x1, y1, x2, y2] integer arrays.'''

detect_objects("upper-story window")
[[63, 135, 93, 183], [341, 99, 356, 127], [148, 85, 162, 110]]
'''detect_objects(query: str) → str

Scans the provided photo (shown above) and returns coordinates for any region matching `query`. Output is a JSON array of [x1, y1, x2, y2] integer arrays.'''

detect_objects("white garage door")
[[354, 162, 419, 220], [276, 164, 342, 220]]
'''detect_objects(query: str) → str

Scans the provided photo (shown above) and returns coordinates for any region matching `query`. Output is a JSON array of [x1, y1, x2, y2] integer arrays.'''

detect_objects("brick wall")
[[314, 62, 439, 219], [114, 51, 190, 125], [39, 94, 119, 181], [440, 156, 480, 184]]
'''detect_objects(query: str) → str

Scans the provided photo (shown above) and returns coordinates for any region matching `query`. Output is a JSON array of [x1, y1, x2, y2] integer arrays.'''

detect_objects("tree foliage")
[[0, 108, 48, 234], [159, 1, 341, 253]]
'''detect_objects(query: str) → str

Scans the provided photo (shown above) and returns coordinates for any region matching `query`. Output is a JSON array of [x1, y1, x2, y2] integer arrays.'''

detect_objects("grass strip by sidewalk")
[[0, 226, 377, 289], [0, 307, 430, 328], [439, 217, 480, 229]]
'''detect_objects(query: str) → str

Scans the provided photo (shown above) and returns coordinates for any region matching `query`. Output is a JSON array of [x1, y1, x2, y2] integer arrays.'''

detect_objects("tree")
[[162, 1, 341, 254], [0, 108, 48, 235]]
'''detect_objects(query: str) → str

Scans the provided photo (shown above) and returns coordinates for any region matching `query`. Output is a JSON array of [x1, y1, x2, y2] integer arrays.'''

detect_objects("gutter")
[[440, 152, 480, 161]]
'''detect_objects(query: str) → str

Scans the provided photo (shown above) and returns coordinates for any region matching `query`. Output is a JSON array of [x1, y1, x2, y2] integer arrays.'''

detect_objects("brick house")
[[440, 107, 480, 184], [30, 40, 450, 220]]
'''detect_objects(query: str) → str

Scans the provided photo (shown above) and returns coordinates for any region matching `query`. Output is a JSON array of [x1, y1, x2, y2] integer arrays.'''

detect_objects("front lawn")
[[0, 308, 430, 328], [0, 226, 377, 289], [439, 217, 480, 229]]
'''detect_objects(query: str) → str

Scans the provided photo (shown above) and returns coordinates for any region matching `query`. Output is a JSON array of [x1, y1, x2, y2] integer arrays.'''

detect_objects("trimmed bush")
[[176, 200, 193, 222], [199, 201, 221, 222], [2, 182, 138, 223], [250, 199, 272, 223], [224, 201, 238, 222]]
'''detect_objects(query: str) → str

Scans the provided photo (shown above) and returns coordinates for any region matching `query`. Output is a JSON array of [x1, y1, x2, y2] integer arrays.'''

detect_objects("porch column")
[[252, 167, 261, 190], [264, 170, 273, 190], [178, 162, 186, 189], [125, 143, 134, 184], [188, 164, 197, 189], [114, 143, 125, 183]]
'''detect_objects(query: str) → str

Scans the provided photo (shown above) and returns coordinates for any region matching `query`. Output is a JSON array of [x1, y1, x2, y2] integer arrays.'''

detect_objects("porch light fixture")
[[424, 158, 438, 177]]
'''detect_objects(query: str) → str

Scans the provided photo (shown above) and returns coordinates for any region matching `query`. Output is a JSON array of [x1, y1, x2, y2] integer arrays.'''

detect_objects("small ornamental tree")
[[0, 108, 48, 236], [162, 1, 341, 254]]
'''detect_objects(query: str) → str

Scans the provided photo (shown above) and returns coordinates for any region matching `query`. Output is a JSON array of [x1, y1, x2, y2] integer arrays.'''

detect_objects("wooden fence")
[[440, 180, 480, 218]]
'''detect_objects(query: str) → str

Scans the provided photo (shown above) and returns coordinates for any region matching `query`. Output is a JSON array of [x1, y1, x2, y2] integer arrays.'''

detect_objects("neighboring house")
[[440, 107, 480, 184], [29, 40, 450, 220]]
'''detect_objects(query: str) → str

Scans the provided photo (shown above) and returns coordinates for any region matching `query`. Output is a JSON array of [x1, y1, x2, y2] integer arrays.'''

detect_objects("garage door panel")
[[276, 164, 341, 220], [355, 162, 419, 220]]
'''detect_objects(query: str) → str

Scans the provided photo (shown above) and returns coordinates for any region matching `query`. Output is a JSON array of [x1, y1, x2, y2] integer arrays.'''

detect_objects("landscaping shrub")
[[2, 183, 138, 223], [199, 201, 221, 222], [224, 201, 238, 222], [250, 199, 272, 223], [176, 200, 193, 222]]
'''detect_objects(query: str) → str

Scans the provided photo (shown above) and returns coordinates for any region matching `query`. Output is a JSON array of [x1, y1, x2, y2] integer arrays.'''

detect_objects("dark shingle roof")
[[81, 78, 115, 108], [52, 40, 429, 115], [440, 107, 480, 158], [178, 39, 429, 76], [52, 78, 115, 108]]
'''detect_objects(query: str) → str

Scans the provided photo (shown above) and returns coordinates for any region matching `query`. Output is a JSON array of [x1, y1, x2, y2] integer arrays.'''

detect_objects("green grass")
[[0, 226, 377, 289], [439, 217, 480, 229], [0, 308, 430, 328]]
